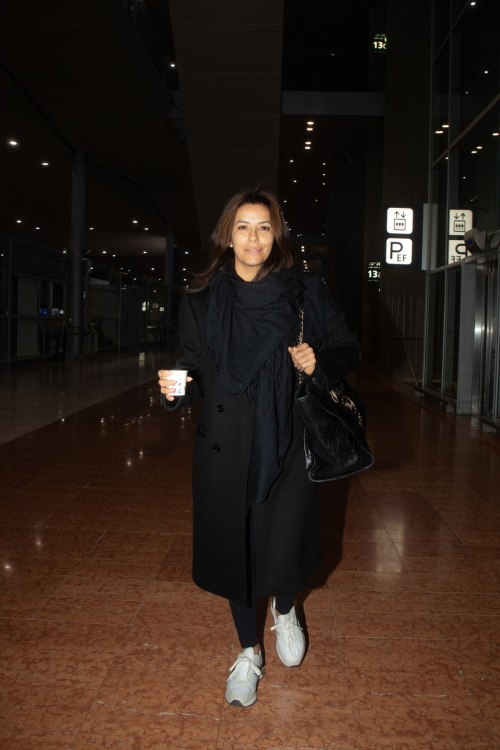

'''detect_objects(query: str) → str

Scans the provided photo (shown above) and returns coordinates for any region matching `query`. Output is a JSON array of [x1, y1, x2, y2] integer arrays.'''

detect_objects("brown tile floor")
[[1, 371, 500, 748]]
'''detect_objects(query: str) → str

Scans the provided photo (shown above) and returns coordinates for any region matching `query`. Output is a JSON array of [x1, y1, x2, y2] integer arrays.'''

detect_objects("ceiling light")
[[477, 145, 483, 149], [492, 132, 499, 136], [435, 130, 444, 134], [16, 219, 21, 223], [102, 250, 107, 254], [289, 159, 294, 163], [8, 140, 18, 146], [185, 251, 189, 254], [293, 180, 297, 183], [322, 173, 326, 176], [302, 249, 305, 252], [315, 199, 318, 202], [144, 227, 149, 231], [307, 121, 314, 125], [89, 227, 94, 230], [41, 162, 49, 166], [112, 254, 116, 257], [471, 150, 477, 153], [143, 251, 147, 254], [151, 268, 155, 271], [170, 62, 176, 68], [132, 220, 138, 224], [322, 182, 325, 185], [283, 199, 287, 202], [305, 141, 311, 145], [484, 70, 489, 74], [305, 146, 311, 150], [35, 226, 40, 230], [307, 127, 313, 131], [442, 124, 449, 128]]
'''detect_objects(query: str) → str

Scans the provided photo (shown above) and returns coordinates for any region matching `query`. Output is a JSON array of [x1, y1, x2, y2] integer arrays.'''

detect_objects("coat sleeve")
[[305, 315, 361, 391], [161, 291, 205, 411]]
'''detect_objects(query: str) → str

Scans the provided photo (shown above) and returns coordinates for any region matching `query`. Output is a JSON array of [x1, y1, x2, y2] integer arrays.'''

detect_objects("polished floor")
[[0, 350, 175, 445], [1, 366, 500, 749]]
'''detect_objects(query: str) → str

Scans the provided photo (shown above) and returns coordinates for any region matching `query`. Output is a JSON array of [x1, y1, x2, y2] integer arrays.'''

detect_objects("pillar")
[[70, 151, 87, 355]]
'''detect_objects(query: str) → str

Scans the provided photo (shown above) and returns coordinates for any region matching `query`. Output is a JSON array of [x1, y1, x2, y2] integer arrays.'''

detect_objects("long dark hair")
[[191, 188, 295, 289]]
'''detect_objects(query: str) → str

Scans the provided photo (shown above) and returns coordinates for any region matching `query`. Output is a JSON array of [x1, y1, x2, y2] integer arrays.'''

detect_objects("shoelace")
[[270, 610, 303, 658], [226, 653, 262, 683]]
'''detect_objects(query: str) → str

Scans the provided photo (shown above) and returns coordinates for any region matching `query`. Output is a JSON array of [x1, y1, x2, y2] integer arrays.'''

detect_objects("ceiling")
[[0, 0, 386, 281]]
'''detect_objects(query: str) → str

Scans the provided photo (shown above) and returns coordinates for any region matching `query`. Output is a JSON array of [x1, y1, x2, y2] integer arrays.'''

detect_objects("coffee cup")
[[170, 369, 188, 396]]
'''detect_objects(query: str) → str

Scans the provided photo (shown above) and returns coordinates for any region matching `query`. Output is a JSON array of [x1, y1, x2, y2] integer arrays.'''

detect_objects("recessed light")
[[170, 62, 176, 68], [132, 220, 138, 224], [144, 227, 149, 231], [35, 226, 40, 230], [89, 227, 94, 230], [113, 254, 116, 257], [442, 124, 449, 128], [322, 182, 325, 185], [143, 251, 147, 254], [484, 70, 489, 74], [283, 199, 287, 202], [307, 121, 314, 125], [293, 180, 297, 183], [16, 219, 21, 223], [477, 146, 483, 149], [151, 268, 155, 271], [185, 251, 189, 254], [305, 146, 311, 150], [102, 250, 107, 254], [8, 140, 18, 146], [493, 132, 500, 136], [315, 199, 318, 202], [307, 127, 313, 131], [41, 162, 49, 166], [471, 150, 477, 153], [435, 130, 444, 134], [305, 141, 311, 145]]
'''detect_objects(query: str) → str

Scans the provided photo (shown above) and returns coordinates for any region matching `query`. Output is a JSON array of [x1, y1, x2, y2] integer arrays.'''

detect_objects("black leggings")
[[229, 507, 297, 649]]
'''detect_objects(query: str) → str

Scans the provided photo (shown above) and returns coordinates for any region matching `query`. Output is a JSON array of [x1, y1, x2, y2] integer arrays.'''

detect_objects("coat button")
[[216, 404, 225, 412], [212, 444, 221, 452]]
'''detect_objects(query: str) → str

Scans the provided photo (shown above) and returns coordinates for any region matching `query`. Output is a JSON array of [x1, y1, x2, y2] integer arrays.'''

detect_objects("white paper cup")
[[170, 370, 188, 396]]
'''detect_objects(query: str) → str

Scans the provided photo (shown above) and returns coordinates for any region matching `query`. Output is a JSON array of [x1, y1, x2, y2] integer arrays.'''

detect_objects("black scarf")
[[205, 265, 338, 507]]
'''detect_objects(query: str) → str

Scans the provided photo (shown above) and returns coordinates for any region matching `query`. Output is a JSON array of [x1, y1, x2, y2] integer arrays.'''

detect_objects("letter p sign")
[[386, 238, 412, 265]]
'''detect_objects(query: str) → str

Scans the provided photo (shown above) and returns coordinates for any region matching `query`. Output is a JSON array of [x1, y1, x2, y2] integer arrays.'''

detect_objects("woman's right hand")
[[158, 370, 193, 401]]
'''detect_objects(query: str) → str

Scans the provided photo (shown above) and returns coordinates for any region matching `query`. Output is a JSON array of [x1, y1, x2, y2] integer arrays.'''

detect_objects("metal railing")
[[394, 335, 424, 388]]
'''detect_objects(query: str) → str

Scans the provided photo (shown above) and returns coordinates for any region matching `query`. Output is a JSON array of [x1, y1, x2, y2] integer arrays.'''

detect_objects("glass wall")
[[426, 0, 500, 425]]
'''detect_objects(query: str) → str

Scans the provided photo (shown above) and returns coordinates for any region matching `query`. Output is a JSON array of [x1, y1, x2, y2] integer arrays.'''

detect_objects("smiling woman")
[[158, 186, 361, 708], [190, 188, 295, 288]]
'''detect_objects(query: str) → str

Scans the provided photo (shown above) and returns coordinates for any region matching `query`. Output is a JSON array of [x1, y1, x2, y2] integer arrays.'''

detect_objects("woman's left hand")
[[288, 343, 316, 376]]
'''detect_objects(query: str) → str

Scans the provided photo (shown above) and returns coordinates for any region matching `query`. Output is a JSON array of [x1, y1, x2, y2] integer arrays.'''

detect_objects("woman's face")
[[230, 203, 274, 281]]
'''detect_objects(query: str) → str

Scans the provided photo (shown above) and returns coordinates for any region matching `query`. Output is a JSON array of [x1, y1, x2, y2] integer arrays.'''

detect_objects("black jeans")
[[229, 506, 297, 649]]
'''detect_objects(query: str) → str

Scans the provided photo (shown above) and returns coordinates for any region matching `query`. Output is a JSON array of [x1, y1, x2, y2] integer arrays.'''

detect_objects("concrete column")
[[164, 225, 174, 343], [70, 150, 87, 355]]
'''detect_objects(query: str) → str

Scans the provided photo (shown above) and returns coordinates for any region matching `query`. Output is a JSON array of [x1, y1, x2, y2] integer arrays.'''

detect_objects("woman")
[[158, 189, 360, 708]]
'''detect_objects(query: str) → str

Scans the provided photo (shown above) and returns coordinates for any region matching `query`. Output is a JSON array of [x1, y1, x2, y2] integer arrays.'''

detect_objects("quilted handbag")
[[295, 307, 374, 482]]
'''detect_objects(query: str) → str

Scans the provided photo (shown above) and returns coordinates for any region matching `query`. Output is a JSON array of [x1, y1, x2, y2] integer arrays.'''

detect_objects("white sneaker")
[[270, 597, 305, 667], [225, 644, 264, 707]]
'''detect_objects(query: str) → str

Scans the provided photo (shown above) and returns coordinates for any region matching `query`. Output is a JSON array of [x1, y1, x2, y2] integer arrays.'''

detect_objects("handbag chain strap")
[[297, 305, 305, 386]]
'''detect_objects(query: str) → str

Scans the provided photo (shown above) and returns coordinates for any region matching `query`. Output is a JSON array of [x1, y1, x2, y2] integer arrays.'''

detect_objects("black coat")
[[163, 272, 360, 607]]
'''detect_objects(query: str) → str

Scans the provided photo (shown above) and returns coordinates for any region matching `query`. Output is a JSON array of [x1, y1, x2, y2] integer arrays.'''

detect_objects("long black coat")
[[163, 272, 360, 607]]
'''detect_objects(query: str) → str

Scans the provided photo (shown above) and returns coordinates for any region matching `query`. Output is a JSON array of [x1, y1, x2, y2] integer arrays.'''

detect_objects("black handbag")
[[295, 307, 374, 482]]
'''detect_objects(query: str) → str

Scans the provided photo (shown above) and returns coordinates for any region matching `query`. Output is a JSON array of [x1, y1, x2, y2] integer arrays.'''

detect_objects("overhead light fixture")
[[144, 227, 149, 231], [435, 130, 444, 134], [8, 140, 18, 146], [143, 251, 147, 254], [307, 127, 313, 131], [477, 146, 483, 149], [484, 70, 489, 74], [323, 162, 326, 166], [289, 159, 294, 163], [170, 62, 176, 68], [132, 220, 138, 224], [102, 250, 107, 254], [41, 162, 49, 166], [16, 219, 21, 223], [35, 226, 40, 230], [305, 141, 311, 145], [151, 268, 155, 271], [89, 227, 94, 230], [307, 121, 314, 125], [185, 251, 189, 254], [471, 150, 477, 154], [492, 132, 500, 137], [112, 254, 116, 257], [442, 124, 449, 128], [293, 180, 297, 183], [305, 146, 311, 150]]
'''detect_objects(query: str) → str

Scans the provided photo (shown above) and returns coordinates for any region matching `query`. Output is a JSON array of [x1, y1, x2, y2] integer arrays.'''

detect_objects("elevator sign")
[[382, 204, 423, 269]]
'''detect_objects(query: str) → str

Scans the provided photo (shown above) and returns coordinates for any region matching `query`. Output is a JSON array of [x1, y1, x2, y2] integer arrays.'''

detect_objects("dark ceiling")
[[0, 0, 386, 281]]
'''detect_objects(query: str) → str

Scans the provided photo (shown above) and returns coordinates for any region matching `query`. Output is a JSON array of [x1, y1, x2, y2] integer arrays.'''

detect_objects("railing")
[[394, 336, 424, 388]]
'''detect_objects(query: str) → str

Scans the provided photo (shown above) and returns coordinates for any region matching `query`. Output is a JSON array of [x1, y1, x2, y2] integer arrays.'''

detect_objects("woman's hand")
[[158, 370, 193, 402], [288, 343, 316, 376]]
